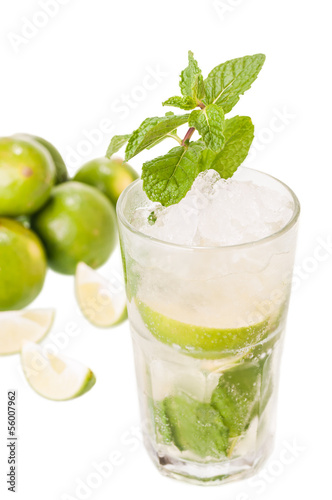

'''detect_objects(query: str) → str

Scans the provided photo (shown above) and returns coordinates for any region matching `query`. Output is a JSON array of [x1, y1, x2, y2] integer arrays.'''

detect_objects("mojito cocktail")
[[110, 51, 299, 484], [117, 167, 299, 484]]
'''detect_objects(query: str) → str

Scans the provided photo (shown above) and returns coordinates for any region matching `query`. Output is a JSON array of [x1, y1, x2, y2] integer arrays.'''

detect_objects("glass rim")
[[116, 167, 300, 251]]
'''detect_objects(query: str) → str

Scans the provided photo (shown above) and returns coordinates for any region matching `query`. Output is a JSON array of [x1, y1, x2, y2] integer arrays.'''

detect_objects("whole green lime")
[[32, 182, 117, 275], [0, 218, 47, 310], [14, 215, 31, 228], [0, 137, 56, 216], [14, 134, 68, 184], [74, 157, 138, 205]]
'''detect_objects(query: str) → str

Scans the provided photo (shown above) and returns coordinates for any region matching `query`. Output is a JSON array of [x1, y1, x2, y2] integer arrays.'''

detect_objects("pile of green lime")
[[0, 134, 138, 311]]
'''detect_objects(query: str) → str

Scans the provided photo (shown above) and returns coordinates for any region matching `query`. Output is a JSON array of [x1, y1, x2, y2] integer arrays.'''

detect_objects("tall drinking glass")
[[117, 167, 300, 485]]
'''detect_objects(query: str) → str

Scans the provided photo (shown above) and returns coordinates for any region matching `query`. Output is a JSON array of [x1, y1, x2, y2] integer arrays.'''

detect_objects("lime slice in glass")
[[137, 300, 269, 357]]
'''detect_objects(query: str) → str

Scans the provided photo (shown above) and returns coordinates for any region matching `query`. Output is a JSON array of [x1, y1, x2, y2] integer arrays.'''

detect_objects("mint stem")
[[182, 127, 195, 146], [168, 133, 182, 145]]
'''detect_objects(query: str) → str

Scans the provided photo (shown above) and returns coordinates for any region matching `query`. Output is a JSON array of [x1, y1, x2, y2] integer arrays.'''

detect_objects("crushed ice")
[[130, 170, 294, 246]]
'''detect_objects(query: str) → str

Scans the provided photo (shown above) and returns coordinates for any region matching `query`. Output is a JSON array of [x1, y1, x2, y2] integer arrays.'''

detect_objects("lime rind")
[[74, 370, 97, 398]]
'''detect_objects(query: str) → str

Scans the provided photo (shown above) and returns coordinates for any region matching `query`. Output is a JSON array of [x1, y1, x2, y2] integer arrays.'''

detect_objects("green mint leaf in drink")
[[142, 141, 205, 206], [163, 393, 229, 458], [248, 340, 276, 417], [211, 363, 260, 438], [106, 134, 131, 158], [203, 54, 265, 113], [147, 211, 157, 225], [153, 400, 173, 445], [210, 116, 254, 178], [188, 104, 225, 152], [162, 96, 198, 110], [180, 51, 205, 101], [125, 114, 190, 161]]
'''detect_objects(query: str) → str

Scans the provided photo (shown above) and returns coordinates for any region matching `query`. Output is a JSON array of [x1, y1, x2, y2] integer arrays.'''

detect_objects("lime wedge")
[[137, 300, 268, 357], [0, 309, 54, 355], [75, 262, 127, 327], [21, 341, 96, 401]]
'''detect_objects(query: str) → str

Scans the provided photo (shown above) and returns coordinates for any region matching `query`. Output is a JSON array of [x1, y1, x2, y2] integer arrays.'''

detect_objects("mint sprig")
[[106, 51, 265, 206]]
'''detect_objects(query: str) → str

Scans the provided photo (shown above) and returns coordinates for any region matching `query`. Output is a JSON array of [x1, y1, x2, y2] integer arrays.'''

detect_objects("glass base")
[[144, 434, 274, 486]]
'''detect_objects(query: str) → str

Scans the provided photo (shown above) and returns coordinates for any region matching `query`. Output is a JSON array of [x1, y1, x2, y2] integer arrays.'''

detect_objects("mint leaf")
[[204, 54, 265, 113], [142, 141, 205, 206], [125, 117, 163, 160], [163, 393, 229, 458], [106, 134, 131, 158], [144, 112, 181, 150], [193, 76, 205, 101], [152, 400, 173, 445], [189, 104, 225, 152], [180, 51, 205, 100], [146, 133, 179, 150], [125, 114, 189, 161], [162, 96, 197, 110], [211, 363, 260, 438], [210, 116, 254, 177], [198, 148, 216, 171]]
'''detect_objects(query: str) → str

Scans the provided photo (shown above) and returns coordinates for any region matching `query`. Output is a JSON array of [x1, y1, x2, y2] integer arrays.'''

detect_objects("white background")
[[0, 0, 331, 499]]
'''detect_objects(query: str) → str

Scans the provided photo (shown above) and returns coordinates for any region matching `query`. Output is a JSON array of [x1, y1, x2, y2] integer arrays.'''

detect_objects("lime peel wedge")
[[75, 262, 127, 328], [21, 341, 96, 401], [0, 309, 55, 356]]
